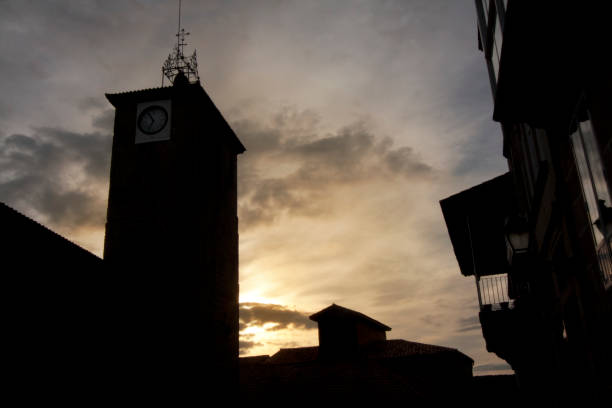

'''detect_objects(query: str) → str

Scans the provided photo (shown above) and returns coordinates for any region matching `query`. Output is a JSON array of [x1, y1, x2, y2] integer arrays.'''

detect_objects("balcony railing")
[[597, 238, 612, 289], [477, 273, 513, 310]]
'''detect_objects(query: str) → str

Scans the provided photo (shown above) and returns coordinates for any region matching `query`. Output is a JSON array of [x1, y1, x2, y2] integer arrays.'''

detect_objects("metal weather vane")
[[162, 0, 200, 85]]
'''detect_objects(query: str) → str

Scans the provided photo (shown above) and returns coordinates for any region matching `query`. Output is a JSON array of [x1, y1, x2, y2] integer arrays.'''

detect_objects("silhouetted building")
[[3, 75, 244, 402], [3, 202, 107, 399], [104, 73, 245, 395], [441, 0, 611, 401], [311, 303, 391, 358], [239, 304, 474, 403]]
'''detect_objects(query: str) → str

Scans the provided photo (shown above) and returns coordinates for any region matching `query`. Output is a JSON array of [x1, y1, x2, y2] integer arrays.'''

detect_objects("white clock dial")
[[135, 99, 171, 144], [137, 106, 168, 135]]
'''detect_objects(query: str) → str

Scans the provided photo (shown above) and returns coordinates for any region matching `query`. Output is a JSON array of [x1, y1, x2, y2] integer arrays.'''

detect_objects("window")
[[492, 14, 503, 81], [534, 128, 551, 163], [513, 124, 549, 210], [482, 1, 504, 85], [475, 1, 507, 96], [570, 107, 612, 288]]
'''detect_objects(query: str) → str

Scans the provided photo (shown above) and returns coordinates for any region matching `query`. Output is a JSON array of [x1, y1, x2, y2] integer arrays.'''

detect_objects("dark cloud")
[[419, 314, 445, 328], [239, 302, 317, 332], [0, 127, 111, 228], [79, 96, 107, 112], [234, 109, 434, 230], [457, 315, 479, 327], [239, 340, 263, 355], [456, 315, 481, 333], [268, 340, 302, 348], [91, 109, 115, 131], [385, 146, 433, 175], [473, 363, 513, 373], [456, 325, 481, 333]]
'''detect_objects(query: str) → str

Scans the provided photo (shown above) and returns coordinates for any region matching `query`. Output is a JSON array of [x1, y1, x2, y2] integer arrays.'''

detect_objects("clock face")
[[137, 105, 168, 135]]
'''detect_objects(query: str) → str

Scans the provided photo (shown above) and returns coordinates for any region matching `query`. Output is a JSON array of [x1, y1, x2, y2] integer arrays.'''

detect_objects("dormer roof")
[[309, 304, 391, 331]]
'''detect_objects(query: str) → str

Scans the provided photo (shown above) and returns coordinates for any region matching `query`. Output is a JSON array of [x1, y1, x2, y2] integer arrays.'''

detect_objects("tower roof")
[[105, 81, 245, 154]]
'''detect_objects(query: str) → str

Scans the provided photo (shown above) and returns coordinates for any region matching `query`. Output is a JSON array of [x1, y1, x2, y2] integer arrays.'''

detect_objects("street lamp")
[[505, 215, 530, 265]]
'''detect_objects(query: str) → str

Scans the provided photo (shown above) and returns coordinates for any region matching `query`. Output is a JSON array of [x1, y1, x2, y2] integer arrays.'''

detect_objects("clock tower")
[[103, 23, 245, 396]]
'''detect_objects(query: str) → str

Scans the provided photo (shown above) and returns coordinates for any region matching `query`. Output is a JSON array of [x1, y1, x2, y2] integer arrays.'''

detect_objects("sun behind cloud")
[[239, 302, 318, 356]]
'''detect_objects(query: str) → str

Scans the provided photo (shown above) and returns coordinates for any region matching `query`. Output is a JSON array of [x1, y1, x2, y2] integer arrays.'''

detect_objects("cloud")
[[456, 315, 481, 333], [91, 109, 115, 130], [238, 302, 319, 356], [0, 0, 514, 373], [233, 108, 434, 230], [419, 313, 446, 328], [239, 302, 317, 332], [0, 125, 111, 229], [474, 363, 513, 373], [456, 325, 481, 333], [239, 340, 263, 355], [78, 96, 108, 112]]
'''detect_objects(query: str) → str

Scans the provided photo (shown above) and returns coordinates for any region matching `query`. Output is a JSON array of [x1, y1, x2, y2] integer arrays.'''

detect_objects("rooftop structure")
[[239, 304, 474, 402], [162, 0, 199, 85]]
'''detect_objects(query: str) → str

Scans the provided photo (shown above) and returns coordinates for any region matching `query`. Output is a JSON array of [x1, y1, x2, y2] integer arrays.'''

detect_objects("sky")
[[0, 0, 511, 375]]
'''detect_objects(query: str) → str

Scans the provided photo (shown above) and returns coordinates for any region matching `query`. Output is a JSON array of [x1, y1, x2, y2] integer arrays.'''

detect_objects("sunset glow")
[[1, 1, 511, 374]]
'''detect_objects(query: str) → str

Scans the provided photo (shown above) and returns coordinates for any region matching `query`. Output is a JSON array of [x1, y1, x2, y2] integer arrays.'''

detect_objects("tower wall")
[[103, 81, 244, 397]]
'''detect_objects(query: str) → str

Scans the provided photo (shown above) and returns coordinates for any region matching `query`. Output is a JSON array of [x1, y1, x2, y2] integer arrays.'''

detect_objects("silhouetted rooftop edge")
[[1, 201, 101, 261], [439, 172, 512, 277], [309, 303, 392, 331], [259, 339, 473, 365]]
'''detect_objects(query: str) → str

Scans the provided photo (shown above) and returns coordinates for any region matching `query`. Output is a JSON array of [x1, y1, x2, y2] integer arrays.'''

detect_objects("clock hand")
[[147, 112, 155, 125]]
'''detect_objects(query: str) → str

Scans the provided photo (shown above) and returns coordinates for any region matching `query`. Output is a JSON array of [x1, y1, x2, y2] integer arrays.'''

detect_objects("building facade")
[[441, 0, 611, 400]]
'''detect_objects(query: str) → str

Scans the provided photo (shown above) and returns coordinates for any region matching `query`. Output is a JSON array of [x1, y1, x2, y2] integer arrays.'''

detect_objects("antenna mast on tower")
[[162, 0, 200, 85]]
